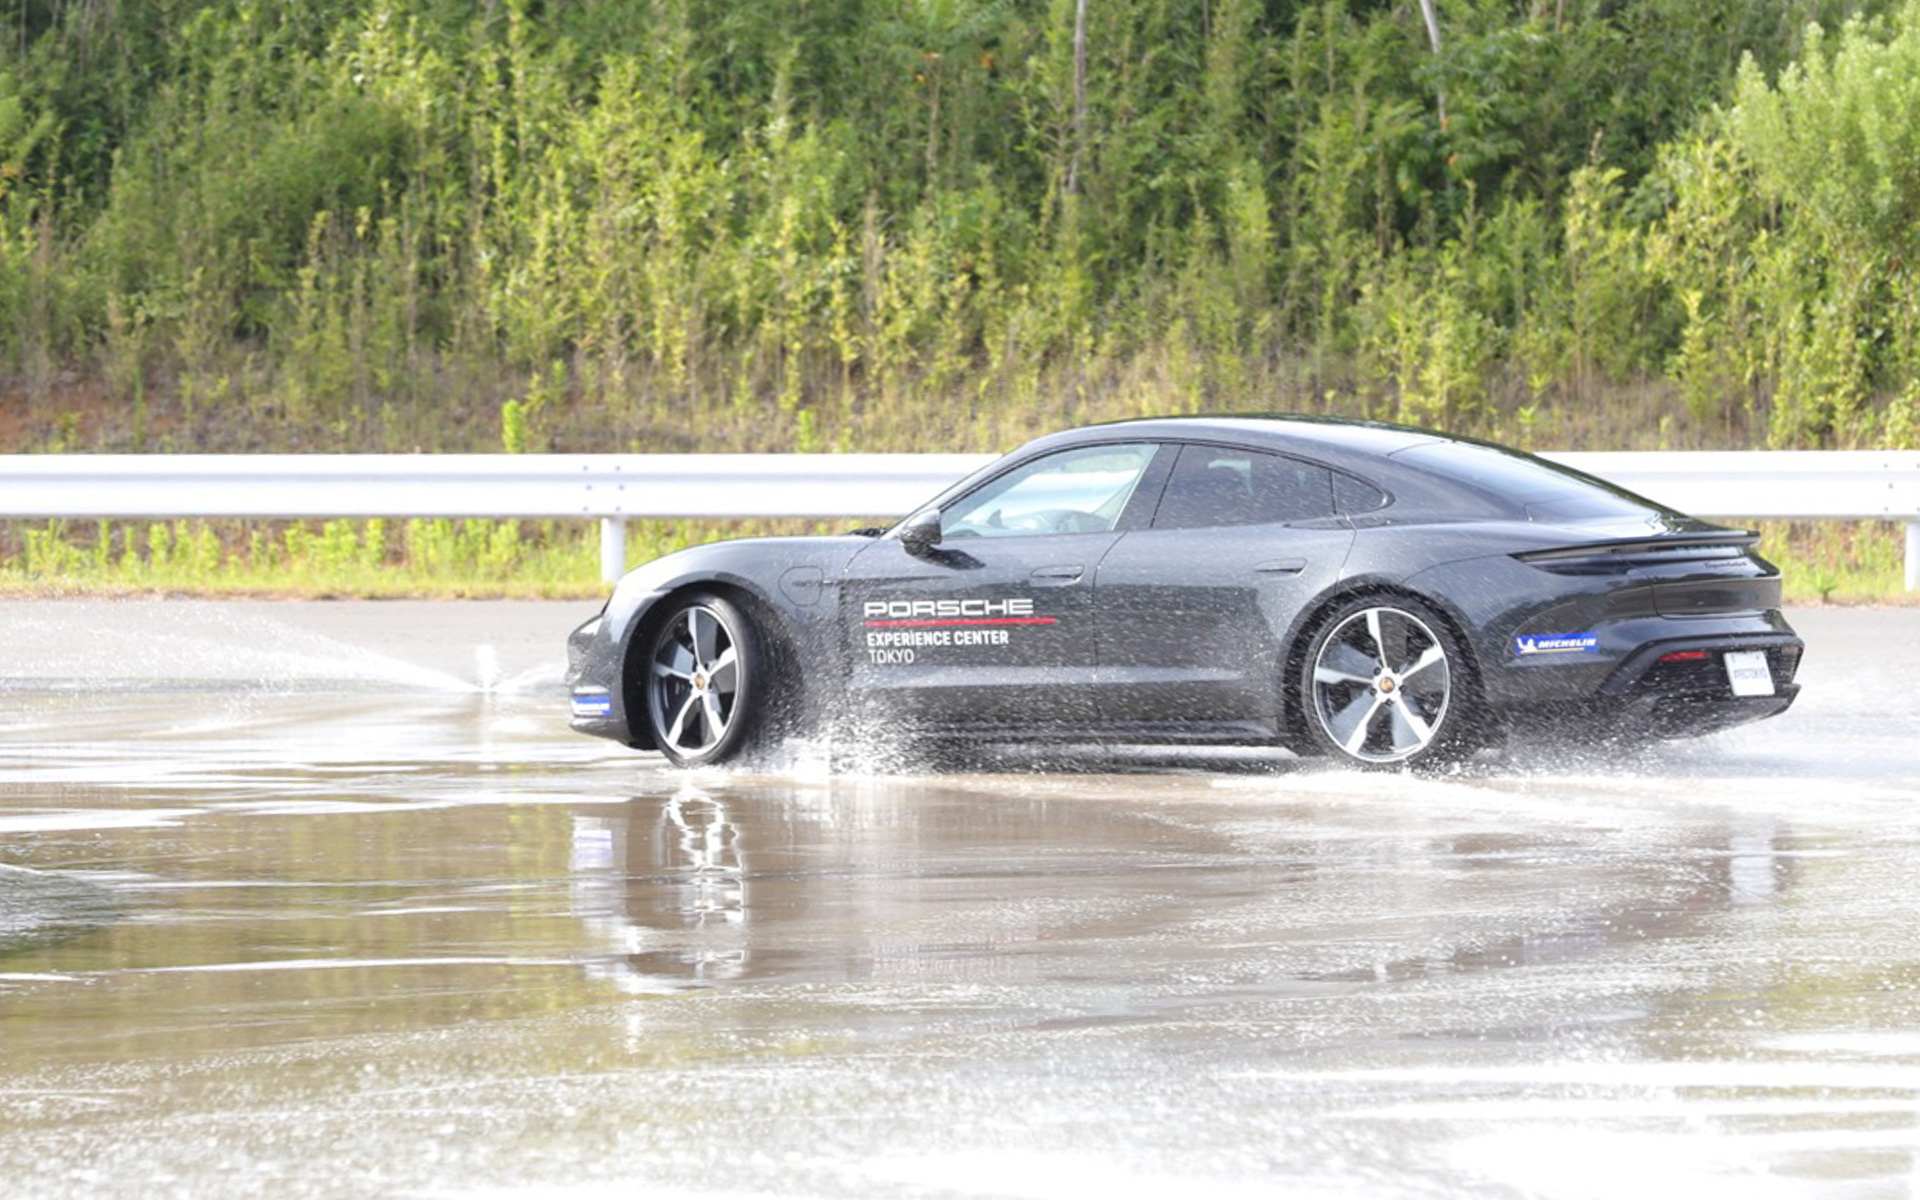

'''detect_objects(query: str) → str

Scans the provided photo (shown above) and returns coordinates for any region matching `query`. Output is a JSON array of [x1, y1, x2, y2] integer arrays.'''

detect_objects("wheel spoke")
[[1314, 641, 1376, 686], [666, 691, 703, 749], [701, 689, 728, 741], [1400, 642, 1446, 681], [1363, 609, 1390, 670], [1405, 673, 1450, 712], [707, 646, 739, 692], [691, 609, 724, 671], [1389, 697, 1434, 752], [1329, 689, 1386, 755], [653, 647, 694, 681]]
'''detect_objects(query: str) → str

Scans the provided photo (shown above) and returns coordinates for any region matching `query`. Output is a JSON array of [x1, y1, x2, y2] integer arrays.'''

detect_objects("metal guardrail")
[[2, 450, 1917, 587], [0, 452, 994, 584], [1561, 451, 1920, 592]]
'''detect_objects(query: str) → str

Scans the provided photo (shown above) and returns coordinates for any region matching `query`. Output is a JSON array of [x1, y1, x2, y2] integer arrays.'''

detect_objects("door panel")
[[1093, 445, 1355, 732], [837, 441, 1163, 731], [841, 533, 1118, 727], [1094, 525, 1353, 730]]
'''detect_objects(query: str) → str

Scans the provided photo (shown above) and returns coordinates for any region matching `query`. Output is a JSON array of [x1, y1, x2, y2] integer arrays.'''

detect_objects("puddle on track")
[[0, 602, 1917, 1199]]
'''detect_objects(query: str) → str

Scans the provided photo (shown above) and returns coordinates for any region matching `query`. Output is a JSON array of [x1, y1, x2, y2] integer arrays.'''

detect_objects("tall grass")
[[2, 514, 1908, 606], [4, 0, 1917, 462], [1, 518, 586, 598], [0, 516, 883, 599]]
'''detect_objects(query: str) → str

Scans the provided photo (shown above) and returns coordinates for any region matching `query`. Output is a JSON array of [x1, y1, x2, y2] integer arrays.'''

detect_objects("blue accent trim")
[[570, 693, 614, 718]]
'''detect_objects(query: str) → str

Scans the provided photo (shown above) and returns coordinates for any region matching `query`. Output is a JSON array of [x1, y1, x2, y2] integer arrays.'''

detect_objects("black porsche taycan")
[[566, 416, 1802, 769]]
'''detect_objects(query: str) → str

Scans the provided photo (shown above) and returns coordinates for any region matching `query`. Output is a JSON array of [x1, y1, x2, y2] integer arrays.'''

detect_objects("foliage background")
[[4, 0, 1917, 458], [1, 0, 1916, 597]]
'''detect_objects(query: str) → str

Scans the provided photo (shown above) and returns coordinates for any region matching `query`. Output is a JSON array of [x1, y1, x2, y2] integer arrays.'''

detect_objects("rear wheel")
[[1299, 597, 1474, 768], [642, 593, 766, 768]]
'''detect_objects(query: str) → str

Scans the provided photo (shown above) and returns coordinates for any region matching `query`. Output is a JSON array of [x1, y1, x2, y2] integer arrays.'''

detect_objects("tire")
[[641, 593, 767, 768], [1298, 596, 1476, 769]]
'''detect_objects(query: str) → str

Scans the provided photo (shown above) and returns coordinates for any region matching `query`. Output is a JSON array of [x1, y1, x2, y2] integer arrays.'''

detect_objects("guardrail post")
[[1908, 522, 1919, 592], [595, 514, 625, 583]]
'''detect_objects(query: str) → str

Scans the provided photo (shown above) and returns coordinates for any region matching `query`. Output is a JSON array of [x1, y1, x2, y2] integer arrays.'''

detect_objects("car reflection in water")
[[572, 788, 749, 990], [565, 776, 1795, 1000], [564, 775, 1206, 995]]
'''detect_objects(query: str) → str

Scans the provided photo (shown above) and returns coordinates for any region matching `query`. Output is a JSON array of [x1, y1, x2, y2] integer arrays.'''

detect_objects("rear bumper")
[[1602, 632, 1802, 738], [1599, 633, 1803, 701], [1502, 632, 1803, 741]]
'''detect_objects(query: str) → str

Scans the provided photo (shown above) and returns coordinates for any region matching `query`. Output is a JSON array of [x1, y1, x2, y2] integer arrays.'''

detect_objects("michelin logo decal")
[[1514, 632, 1599, 656]]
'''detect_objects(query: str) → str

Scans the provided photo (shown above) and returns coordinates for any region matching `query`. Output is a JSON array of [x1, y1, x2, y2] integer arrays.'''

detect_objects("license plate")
[[1724, 650, 1774, 697]]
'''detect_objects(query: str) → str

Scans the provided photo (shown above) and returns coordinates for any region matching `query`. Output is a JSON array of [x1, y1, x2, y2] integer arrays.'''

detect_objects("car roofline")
[[1006, 413, 1446, 466]]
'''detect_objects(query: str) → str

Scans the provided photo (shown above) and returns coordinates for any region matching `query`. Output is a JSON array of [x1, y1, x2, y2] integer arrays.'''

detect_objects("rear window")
[[1393, 441, 1639, 511], [1333, 472, 1389, 514]]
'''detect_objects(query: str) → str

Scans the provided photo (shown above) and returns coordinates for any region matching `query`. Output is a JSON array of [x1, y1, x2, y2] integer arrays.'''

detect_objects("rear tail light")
[[1657, 650, 1710, 663], [1515, 535, 1761, 577]]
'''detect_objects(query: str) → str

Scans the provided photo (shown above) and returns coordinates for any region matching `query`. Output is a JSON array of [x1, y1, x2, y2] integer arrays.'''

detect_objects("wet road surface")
[[2, 600, 1918, 1199]]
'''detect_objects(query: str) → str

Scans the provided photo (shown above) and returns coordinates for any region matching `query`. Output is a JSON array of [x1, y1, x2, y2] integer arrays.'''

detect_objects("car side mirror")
[[898, 509, 943, 556]]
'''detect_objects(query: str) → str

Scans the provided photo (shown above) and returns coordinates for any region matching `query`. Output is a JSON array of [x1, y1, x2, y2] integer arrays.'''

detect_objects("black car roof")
[[1010, 414, 1675, 522], [1023, 413, 1445, 463]]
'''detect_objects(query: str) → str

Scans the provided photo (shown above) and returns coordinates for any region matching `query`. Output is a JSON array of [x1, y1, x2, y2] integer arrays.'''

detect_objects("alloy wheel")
[[1308, 604, 1454, 765], [647, 602, 745, 762]]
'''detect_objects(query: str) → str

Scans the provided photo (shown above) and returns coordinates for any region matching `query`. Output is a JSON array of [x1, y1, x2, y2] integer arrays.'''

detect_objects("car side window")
[[1333, 471, 1389, 514], [1151, 445, 1335, 529], [941, 443, 1159, 538]]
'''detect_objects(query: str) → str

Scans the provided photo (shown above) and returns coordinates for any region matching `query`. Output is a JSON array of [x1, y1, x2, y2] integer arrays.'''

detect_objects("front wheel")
[[642, 593, 767, 768], [1298, 597, 1476, 768]]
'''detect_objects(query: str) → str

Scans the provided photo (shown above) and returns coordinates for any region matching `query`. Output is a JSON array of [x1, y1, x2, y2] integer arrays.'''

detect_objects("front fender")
[[570, 535, 871, 750]]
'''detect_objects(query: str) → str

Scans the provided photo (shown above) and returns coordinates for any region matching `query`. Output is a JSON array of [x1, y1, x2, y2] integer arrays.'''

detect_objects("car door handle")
[[1256, 558, 1307, 575], [1031, 565, 1085, 584]]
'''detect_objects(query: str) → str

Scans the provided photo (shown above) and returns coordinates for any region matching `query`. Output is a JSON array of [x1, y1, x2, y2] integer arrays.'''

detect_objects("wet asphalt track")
[[1, 599, 1918, 1200]]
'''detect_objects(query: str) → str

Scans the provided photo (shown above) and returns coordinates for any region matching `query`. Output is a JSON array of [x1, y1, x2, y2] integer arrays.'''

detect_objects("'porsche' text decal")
[[861, 598, 1057, 627]]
